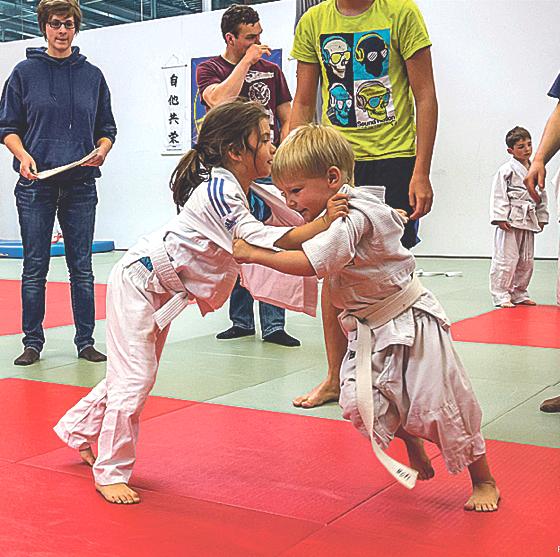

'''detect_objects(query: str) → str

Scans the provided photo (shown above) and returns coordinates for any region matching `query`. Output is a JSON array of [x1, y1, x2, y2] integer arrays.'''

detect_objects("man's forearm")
[[533, 103, 560, 165], [203, 61, 251, 107], [96, 137, 113, 154]]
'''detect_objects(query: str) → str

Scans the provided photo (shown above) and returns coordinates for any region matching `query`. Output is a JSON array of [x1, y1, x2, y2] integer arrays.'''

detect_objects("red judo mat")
[[0, 378, 194, 462], [0, 279, 108, 336], [451, 305, 560, 348], [2, 379, 558, 556]]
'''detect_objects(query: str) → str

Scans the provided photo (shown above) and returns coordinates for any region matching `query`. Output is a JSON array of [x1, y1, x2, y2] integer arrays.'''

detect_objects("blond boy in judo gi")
[[233, 124, 500, 512]]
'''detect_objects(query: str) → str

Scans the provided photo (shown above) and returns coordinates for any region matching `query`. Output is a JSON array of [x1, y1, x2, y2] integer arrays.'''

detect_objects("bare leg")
[[395, 427, 434, 480], [464, 455, 500, 512], [79, 446, 96, 467], [95, 483, 141, 504], [293, 282, 345, 408]]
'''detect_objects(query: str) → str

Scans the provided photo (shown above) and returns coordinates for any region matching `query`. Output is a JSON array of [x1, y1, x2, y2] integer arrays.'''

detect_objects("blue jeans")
[[229, 276, 285, 338], [15, 177, 98, 353]]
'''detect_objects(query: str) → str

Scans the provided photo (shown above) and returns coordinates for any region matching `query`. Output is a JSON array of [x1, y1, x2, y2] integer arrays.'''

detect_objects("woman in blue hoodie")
[[0, 0, 117, 366]]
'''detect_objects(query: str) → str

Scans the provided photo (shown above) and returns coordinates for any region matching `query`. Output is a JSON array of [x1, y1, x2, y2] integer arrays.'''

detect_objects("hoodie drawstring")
[[49, 65, 56, 102]]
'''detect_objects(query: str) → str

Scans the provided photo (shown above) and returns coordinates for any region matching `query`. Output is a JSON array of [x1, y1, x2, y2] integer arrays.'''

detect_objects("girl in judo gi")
[[233, 124, 501, 512], [489, 126, 549, 308], [54, 101, 348, 504]]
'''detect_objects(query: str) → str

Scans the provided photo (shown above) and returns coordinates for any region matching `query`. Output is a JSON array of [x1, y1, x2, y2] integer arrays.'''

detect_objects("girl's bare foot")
[[79, 446, 96, 467], [292, 379, 340, 408], [464, 481, 500, 512], [499, 302, 515, 308], [515, 299, 536, 306], [95, 483, 141, 504]]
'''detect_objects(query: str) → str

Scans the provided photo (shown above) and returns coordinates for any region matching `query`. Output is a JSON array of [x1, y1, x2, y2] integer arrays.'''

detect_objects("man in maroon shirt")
[[196, 5, 299, 347]]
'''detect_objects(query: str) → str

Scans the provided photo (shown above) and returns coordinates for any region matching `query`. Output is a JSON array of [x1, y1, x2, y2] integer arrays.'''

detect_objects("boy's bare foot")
[[79, 446, 96, 467], [464, 481, 500, 512], [403, 437, 435, 480], [95, 483, 141, 504], [292, 379, 340, 408], [515, 299, 536, 306], [395, 428, 434, 480], [499, 302, 515, 308]]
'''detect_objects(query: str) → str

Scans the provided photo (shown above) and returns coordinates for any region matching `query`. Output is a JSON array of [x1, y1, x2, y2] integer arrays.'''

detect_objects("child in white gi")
[[489, 126, 549, 307], [53, 101, 348, 505], [233, 124, 501, 512]]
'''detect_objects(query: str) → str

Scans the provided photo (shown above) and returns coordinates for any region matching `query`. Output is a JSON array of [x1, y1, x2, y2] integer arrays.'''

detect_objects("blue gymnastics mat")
[[0, 240, 114, 259]]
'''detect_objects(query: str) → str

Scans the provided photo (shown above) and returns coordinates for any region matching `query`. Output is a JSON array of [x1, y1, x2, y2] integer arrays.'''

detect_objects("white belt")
[[150, 243, 189, 330], [342, 276, 424, 489]]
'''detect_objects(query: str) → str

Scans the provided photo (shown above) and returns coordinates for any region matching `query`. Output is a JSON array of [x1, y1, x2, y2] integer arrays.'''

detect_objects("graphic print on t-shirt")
[[320, 29, 396, 129]]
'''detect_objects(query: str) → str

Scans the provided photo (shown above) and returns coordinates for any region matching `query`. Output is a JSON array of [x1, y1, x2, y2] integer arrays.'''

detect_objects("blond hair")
[[272, 124, 354, 185], [37, 0, 82, 38]]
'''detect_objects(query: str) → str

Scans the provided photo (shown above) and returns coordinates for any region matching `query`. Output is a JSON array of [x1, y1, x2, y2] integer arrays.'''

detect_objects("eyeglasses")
[[47, 20, 75, 30]]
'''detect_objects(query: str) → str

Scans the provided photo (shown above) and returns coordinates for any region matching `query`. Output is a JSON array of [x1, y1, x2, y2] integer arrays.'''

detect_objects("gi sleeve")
[[0, 70, 25, 143], [94, 72, 117, 145], [490, 168, 511, 224], [302, 210, 370, 279], [207, 179, 293, 250]]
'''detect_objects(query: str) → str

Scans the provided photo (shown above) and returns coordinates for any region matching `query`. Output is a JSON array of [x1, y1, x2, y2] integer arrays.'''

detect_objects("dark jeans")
[[15, 177, 98, 353], [354, 157, 419, 249], [229, 276, 285, 338]]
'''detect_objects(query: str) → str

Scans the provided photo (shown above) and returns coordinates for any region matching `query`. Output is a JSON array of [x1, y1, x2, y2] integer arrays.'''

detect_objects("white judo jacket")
[[122, 167, 317, 324], [490, 157, 549, 232]]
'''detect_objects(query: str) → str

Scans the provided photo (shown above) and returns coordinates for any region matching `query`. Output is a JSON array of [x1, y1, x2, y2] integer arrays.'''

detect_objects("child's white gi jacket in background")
[[490, 157, 549, 231]]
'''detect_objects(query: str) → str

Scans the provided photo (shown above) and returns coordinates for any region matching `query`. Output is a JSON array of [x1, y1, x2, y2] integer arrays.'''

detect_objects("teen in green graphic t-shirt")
[[290, 0, 437, 410]]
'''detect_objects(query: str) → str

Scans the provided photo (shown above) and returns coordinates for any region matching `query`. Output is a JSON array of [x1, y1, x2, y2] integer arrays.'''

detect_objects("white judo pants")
[[489, 227, 535, 306], [54, 260, 171, 485], [339, 308, 486, 474]]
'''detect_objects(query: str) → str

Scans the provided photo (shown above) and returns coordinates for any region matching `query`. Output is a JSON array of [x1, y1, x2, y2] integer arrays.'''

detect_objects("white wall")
[[1, 0, 559, 257]]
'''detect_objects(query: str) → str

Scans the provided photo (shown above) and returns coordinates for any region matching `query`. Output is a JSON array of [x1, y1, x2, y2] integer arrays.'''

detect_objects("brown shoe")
[[78, 346, 107, 363], [14, 347, 40, 366], [540, 395, 560, 413]]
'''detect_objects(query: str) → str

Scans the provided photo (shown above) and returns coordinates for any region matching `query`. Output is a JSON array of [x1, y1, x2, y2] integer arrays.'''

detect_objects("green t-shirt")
[[291, 0, 431, 160]]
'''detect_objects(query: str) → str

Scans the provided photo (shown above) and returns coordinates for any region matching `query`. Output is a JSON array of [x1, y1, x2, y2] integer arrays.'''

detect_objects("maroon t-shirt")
[[196, 56, 292, 145]]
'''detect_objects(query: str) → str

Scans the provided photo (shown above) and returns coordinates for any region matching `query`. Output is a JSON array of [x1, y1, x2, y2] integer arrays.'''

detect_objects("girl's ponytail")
[[169, 147, 209, 211]]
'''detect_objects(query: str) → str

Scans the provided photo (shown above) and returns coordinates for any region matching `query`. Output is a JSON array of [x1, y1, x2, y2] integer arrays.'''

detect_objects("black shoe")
[[216, 326, 255, 340], [14, 347, 40, 366], [263, 331, 301, 347], [78, 346, 107, 362]]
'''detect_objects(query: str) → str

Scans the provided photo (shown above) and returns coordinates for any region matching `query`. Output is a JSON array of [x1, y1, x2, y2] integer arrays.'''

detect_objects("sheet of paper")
[[36, 148, 99, 180]]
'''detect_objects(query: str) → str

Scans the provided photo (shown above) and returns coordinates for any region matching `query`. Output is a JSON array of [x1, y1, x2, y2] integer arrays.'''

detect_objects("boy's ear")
[[507, 147, 514, 155], [327, 166, 343, 189]]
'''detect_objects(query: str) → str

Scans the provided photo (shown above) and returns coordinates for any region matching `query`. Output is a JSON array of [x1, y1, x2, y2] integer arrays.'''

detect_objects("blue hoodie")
[[0, 46, 117, 183]]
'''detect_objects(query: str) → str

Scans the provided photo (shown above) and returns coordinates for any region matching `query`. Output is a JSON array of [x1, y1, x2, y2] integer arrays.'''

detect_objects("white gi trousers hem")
[[339, 308, 486, 475], [489, 227, 534, 305], [54, 260, 171, 485]]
